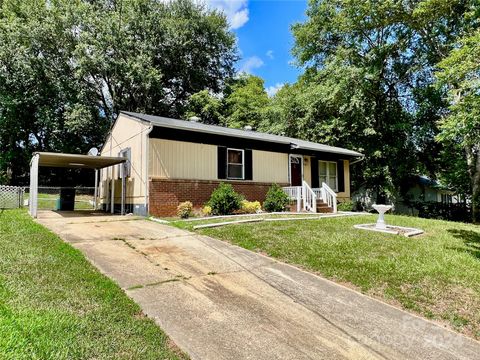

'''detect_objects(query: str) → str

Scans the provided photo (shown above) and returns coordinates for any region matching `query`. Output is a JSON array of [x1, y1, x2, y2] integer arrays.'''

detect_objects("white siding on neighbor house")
[[149, 139, 217, 180], [252, 150, 289, 183], [100, 114, 149, 205]]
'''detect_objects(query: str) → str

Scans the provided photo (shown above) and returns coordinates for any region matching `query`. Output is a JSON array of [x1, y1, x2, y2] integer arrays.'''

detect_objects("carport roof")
[[34, 152, 126, 169]]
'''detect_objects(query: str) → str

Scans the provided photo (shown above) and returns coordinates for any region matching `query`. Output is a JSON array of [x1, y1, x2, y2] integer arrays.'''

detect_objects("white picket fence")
[[0, 185, 24, 209]]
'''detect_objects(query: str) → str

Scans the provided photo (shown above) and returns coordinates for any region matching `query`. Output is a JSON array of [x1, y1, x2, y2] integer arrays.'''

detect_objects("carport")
[[29, 152, 127, 218]]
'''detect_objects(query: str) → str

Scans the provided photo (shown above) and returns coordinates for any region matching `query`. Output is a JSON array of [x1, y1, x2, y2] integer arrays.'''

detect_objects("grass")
[[168, 213, 326, 230], [172, 214, 480, 339], [34, 193, 94, 210], [0, 209, 187, 360]]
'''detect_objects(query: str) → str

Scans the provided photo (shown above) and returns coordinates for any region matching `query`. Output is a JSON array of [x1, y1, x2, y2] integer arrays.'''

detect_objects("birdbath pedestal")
[[372, 204, 392, 230]]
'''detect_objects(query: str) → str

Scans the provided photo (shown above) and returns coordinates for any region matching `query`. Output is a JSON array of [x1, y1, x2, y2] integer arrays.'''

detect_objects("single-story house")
[[394, 175, 461, 215], [99, 111, 363, 216]]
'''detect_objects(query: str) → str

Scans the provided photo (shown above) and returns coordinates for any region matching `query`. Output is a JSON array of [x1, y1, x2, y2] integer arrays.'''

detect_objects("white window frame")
[[227, 148, 245, 180], [318, 160, 338, 192], [288, 154, 304, 185]]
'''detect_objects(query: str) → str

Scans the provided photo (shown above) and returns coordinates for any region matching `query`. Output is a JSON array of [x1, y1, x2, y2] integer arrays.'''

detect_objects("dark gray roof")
[[121, 111, 363, 158]]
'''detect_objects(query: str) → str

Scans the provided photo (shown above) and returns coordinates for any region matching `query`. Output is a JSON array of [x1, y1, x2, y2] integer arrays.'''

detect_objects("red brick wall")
[[149, 178, 289, 217]]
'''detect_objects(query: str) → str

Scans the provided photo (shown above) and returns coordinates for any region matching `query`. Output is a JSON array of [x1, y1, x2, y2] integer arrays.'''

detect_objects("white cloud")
[[266, 50, 274, 59], [239, 56, 264, 74], [266, 83, 284, 97], [206, 0, 249, 29]]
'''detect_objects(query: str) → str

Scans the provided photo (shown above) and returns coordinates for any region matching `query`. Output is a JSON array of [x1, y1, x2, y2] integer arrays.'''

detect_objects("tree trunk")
[[466, 145, 480, 223]]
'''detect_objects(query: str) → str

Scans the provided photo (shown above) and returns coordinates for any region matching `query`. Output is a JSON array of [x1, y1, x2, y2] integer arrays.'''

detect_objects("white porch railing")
[[318, 182, 337, 213], [283, 185, 302, 212], [302, 181, 317, 213], [282, 182, 337, 213]]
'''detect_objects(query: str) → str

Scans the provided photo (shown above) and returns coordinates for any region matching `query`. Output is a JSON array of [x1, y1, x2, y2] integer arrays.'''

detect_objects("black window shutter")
[[311, 157, 319, 188], [244, 149, 253, 180], [217, 146, 227, 179], [337, 160, 345, 192]]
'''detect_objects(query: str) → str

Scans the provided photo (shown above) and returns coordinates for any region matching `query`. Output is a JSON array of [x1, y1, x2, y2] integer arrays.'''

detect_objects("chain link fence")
[[0, 185, 24, 209]]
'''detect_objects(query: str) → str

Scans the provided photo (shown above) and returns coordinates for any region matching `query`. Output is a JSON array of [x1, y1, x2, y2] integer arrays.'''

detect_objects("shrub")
[[208, 183, 243, 215], [337, 200, 355, 212], [202, 205, 212, 216], [177, 201, 193, 219], [240, 200, 262, 214], [263, 184, 290, 212]]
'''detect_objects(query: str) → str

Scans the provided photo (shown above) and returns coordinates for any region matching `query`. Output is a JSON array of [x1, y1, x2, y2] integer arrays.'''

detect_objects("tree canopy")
[[283, 0, 476, 201], [1, 0, 479, 222], [435, 29, 480, 221], [0, 0, 237, 183]]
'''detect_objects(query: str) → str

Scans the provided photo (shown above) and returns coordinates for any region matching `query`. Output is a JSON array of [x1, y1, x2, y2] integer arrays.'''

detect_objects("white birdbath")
[[372, 204, 392, 230]]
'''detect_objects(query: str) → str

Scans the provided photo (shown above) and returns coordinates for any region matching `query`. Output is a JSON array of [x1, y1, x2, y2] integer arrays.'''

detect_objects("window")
[[319, 161, 337, 191], [227, 148, 244, 179]]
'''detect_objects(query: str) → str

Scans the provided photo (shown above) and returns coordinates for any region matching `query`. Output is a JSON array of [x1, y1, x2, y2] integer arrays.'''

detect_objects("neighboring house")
[[353, 175, 460, 215], [395, 175, 460, 215], [99, 111, 363, 216]]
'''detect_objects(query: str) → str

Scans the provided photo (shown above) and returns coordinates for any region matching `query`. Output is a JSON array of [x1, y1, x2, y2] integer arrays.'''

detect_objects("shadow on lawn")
[[447, 229, 480, 259]]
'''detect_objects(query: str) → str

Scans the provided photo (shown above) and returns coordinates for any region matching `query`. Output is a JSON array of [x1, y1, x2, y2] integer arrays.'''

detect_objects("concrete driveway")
[[38, 211, 480, 360]]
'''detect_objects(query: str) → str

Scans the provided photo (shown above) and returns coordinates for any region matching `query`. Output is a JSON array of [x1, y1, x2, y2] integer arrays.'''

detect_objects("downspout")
[[350, 156, 365, 165], [144, 124, 153, 216]]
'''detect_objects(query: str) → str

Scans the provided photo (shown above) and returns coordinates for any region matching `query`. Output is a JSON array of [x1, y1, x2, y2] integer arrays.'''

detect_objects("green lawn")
[[0, 209, 187, 360], [172, 214, 480, 339], [34, 193, 94, 210]]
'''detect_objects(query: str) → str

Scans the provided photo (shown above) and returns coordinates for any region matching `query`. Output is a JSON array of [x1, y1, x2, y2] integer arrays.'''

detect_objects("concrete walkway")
[[38, 211, 480, 360]]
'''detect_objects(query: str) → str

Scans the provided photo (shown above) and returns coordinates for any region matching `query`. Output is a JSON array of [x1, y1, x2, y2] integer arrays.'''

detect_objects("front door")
[[290, 155, 302, 186]]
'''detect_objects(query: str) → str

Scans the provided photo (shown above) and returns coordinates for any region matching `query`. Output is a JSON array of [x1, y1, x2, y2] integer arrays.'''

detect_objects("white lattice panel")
[[0, 185, 24, 209]]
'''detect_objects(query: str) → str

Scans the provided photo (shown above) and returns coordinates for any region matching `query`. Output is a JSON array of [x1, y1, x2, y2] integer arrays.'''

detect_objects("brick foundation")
[[149, 178, 289, 217]]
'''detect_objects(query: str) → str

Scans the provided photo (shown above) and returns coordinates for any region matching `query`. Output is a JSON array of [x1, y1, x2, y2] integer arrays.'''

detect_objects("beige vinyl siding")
[[149, 139, 289, 183], [100, 114, 149, 205], [303, 156, 312, 186], [149, 139, 217, 180], [337, 160, 350, 201], [253, 150, 288, 183]]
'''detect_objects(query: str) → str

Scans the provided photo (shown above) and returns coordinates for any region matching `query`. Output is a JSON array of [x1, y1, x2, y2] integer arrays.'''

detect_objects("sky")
[[206, 0, 308, 96]]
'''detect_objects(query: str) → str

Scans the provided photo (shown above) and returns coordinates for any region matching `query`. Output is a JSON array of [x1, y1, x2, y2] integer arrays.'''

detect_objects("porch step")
[[316, 200, 333, 213]]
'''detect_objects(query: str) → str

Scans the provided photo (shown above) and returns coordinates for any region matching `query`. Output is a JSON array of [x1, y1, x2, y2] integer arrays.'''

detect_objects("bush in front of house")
[[337, 200, 355, 212], [263, 184, 290, 212], [177, 201, 193, 218], [240, 200, 262, 214], [202, 205, 212, 216], [208, 183, 243, 215]]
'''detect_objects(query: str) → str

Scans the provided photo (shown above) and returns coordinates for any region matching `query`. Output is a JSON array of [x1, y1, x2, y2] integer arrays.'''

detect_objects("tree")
[[0, 0, 237, 184], [285, 0, 475, 201], [224, 74, 270, 129], [75, 0, 237, 120], [436, 30, 480, 221], [0, 0, 106, 184], [185, 74, 270, 130], [184, 90, 224, 125]]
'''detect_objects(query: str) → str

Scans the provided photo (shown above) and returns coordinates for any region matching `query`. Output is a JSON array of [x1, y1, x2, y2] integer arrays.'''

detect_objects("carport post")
[[110, 167, 115, 214], [94, 169, 98, 210], [29, 154, 39, 218], [121, 164, 125, 215]]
